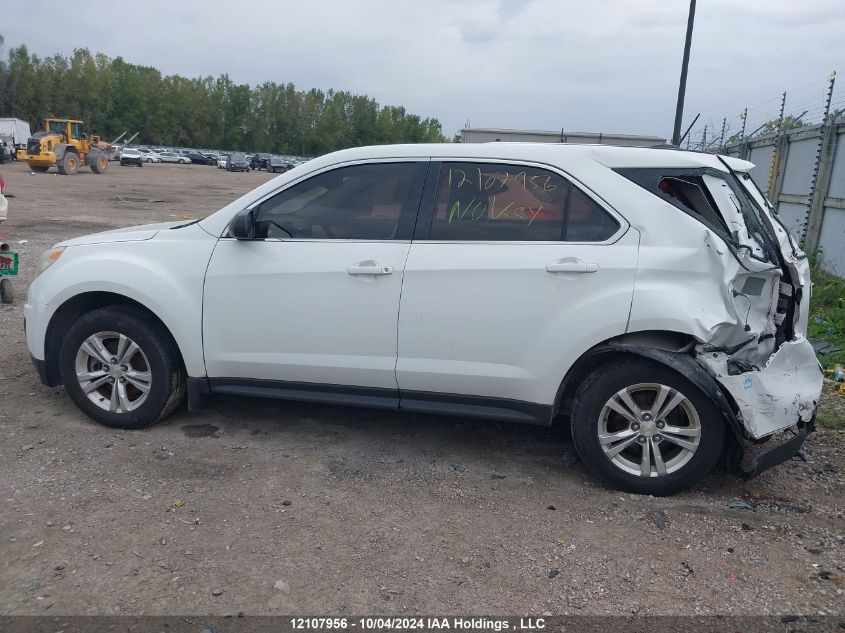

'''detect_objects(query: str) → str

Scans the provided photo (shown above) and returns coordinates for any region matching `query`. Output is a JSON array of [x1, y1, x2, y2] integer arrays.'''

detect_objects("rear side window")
[[657, 175, 726, 230], [429, 162, 619, 242], [615, 168, 729, 234]]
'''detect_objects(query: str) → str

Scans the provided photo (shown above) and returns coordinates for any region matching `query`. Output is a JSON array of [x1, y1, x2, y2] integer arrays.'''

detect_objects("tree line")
[[0, 37, 446, 155]]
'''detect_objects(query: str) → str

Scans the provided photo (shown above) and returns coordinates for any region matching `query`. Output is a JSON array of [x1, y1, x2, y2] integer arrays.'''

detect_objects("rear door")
[[396, 160, 639, 420]]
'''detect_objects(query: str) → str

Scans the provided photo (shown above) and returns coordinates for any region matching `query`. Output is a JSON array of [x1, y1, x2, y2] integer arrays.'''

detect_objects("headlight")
[[35, 246, 65, 278]]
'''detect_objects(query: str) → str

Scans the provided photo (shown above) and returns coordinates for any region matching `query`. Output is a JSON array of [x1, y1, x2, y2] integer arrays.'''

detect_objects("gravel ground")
[[0, 160, 843, 617]]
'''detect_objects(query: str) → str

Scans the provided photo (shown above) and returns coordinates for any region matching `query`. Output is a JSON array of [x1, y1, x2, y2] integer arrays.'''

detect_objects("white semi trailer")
[[0, 118, 32, 152]]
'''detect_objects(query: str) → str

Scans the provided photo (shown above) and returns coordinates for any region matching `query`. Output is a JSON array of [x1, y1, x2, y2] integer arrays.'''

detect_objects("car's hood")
[[58, 221, 189, 247]]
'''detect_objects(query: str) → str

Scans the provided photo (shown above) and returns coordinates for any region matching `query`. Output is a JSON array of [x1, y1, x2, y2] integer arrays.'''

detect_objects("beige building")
[[460, 127, 665, 146]]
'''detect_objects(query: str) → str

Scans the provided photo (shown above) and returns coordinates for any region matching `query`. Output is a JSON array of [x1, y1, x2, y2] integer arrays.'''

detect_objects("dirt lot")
[[0, 160, 843, 617]]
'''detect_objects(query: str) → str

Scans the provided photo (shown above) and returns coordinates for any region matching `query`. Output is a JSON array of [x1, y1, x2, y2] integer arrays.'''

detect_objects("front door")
[[203, 160, 427, 395]]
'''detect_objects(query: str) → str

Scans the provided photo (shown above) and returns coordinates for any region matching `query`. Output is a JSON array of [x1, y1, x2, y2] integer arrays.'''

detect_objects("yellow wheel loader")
[[17, 118, 111, 175]]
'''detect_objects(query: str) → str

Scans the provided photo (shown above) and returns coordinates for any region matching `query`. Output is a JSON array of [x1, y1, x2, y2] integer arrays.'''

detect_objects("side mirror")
[[229, 208, 256, 239]]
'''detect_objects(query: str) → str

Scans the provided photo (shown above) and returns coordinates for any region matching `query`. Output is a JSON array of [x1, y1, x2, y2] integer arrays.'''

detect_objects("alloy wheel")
[[74, 331, 152, 413], [597, 383, 701, 477]]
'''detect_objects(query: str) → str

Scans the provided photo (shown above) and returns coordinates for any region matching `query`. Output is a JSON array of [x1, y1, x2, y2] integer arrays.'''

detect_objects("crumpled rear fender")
[[567, 344, 745, 442], [698, 337, 823, 439]]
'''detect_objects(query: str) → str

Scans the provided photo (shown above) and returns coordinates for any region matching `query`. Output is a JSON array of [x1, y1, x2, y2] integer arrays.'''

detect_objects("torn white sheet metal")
[[700, 228, 781, 365], [700, 337, 822, 439], [733, 170, 812, 337], [628, 160, 820, 440]]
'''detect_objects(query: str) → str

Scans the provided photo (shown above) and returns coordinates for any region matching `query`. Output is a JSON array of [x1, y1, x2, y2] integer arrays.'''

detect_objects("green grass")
[[808, 266, 845, 372], [817, 406, 845, 430], [808, 266, 845, 430]]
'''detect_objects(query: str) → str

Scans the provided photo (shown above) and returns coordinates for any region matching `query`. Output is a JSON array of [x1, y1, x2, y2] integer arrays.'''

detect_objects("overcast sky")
[[3, 0, 843, 140]]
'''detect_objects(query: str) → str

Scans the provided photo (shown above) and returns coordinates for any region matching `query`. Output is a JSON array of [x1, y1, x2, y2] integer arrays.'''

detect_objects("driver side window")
[[254, 162, 420, 240]]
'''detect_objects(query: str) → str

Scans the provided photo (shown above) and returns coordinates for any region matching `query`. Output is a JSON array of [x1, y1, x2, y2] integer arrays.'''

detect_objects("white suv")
[[24, 143, 823, 495]]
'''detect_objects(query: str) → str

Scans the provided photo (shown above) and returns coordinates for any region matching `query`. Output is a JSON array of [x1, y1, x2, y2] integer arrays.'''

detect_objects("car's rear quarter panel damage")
[[700, 338, 822, 439]]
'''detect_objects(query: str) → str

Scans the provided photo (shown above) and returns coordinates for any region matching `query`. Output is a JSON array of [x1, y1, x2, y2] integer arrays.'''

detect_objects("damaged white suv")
[[25, 143, 822, 495]]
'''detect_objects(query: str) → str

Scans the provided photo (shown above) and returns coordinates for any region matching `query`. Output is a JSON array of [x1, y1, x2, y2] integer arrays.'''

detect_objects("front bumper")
[[31, 354, 52, 386], [24, 300, 50, 362]]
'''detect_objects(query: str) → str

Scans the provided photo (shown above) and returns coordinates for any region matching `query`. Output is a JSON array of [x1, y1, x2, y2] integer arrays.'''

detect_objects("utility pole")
[[671, 0, 697, 145]]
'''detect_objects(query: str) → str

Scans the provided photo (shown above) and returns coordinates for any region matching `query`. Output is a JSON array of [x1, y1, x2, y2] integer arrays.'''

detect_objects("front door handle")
[[545, 258, 600, 274], [347, 261, 394, 276]]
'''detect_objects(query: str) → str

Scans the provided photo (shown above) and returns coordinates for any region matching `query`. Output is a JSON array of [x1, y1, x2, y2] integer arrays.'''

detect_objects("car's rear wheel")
[[571, 358, 725, 495], [59, 306, 185, 429]]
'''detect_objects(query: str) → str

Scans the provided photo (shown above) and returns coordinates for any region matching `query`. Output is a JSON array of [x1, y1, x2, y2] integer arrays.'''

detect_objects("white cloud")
[[3, 0, 842, 139]]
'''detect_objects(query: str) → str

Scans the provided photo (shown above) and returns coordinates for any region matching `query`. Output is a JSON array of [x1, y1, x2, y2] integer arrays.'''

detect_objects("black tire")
[[137, 160, 143, 168], [30, 165, 49, 173], [570, 358, 726, 496], [58, 306, 185, 429], [58, 151, 80, 175], [90, 151, 109, 174], [120, 160, 126, 166], [0, 278, 12, 304]]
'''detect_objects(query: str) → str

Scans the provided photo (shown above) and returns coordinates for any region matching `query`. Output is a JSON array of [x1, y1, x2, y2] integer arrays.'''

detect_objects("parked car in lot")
[[140, 150, 162, 163], [119, 148, 144, 167], [226, 152, 250, 172], [251, 153, 272, 170], [217, 155, 228, 169], [24, 143, 822, 495], [186, 152, 215, 166], [158, 152, 190, 164], [203, 153, 220, 164], [267, 156, 294, 173]]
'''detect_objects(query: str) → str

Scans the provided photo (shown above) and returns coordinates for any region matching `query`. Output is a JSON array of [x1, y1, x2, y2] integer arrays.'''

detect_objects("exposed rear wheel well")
[[554, 331, 746, 470], [43, 292, 184, 386], [554, 331, 697, 417]]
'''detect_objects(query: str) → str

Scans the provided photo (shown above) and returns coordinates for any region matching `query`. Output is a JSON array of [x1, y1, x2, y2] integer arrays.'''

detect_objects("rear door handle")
[[347, 261, 394, 276], [545, 258, 600, 274]]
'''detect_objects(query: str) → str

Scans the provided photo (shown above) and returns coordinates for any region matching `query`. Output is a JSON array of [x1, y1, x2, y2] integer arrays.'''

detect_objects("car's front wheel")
[[571, 358, 725, 496], [59, 306, 185, 429]]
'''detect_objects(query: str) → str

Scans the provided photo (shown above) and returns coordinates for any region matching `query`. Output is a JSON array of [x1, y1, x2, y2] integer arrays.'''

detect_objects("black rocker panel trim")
[[204, 377, 553, 425]]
